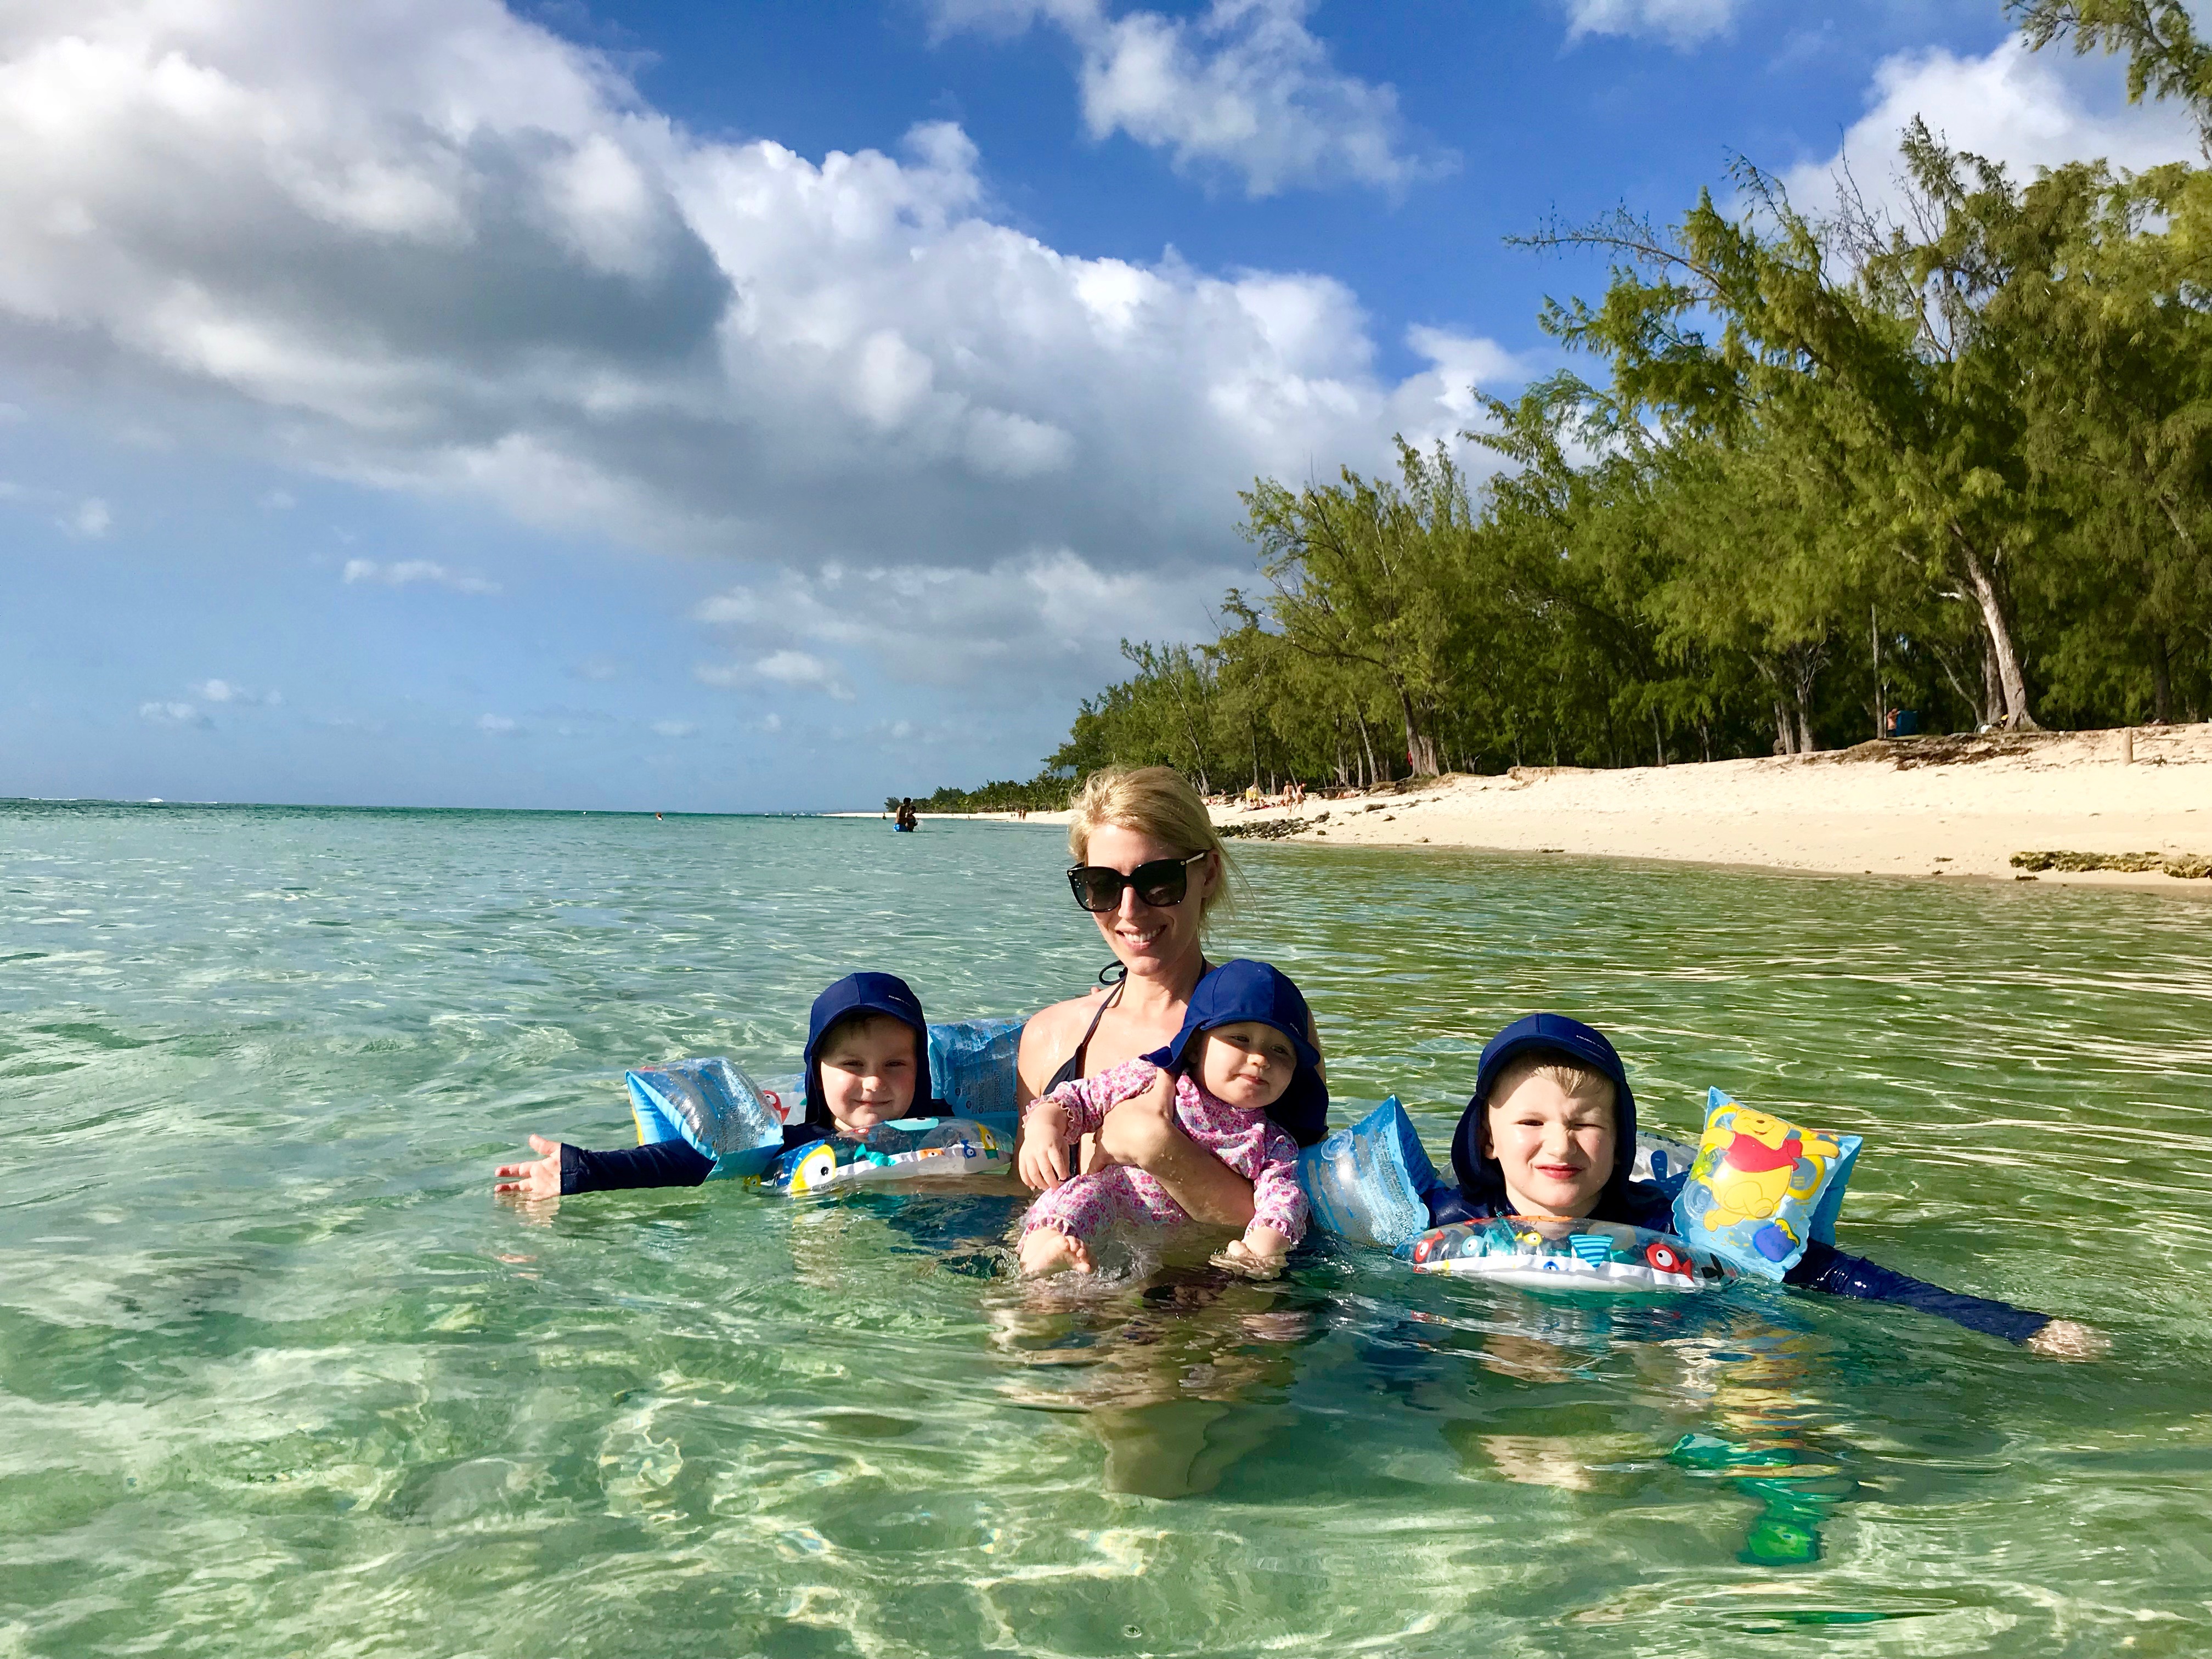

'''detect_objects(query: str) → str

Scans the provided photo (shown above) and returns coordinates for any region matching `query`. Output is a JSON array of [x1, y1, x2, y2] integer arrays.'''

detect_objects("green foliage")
[[923, 4, 2212, 803]]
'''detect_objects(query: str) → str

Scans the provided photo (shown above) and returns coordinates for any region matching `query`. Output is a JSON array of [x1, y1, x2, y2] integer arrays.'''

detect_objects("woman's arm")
[[1088, 1095, 1257, 1228]]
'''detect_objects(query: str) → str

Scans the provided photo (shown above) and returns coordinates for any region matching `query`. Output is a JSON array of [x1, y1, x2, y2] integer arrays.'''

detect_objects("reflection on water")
[[3, 803, 2211, 1656]]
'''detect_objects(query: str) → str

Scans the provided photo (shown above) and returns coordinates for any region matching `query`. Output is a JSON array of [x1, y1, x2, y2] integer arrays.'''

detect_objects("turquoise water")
[[4, 803, 2210, 1657]]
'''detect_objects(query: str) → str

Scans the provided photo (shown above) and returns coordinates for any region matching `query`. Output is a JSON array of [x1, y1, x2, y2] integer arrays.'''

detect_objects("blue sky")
[[2, 0, 2195, 810]]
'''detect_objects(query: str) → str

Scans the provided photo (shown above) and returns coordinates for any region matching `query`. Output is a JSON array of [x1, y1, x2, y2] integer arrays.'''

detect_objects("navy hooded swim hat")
[[1142, 958, 1329, 1147], [802, 972, 931, 1129], [1449, 1012, 1641, 1211]]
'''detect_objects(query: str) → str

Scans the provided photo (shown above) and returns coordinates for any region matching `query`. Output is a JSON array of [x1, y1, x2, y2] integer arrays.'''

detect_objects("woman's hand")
[[493, 1135, 565, 1200], [1017, 1102, 1073, 1190]]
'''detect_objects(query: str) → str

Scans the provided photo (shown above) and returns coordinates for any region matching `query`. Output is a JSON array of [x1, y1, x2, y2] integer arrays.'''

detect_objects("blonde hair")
[[1486, 1054, 1616, 1119], [1066, 766, 1233, 926]]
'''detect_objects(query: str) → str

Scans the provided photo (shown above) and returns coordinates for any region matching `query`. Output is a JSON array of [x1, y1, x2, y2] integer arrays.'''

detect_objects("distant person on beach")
[[493, 974, 939, 1198], [1018, 960, 1317, 1277], [1417, 1013, 2102, 1357], [1015, 767, 1330, 1245]]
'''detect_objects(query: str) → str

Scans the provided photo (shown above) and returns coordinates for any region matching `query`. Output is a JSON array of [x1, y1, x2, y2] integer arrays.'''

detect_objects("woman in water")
[[1014, 766, 1329, 1233]]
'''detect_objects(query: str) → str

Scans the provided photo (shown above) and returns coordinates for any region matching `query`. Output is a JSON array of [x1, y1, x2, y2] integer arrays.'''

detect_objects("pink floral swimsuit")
[[1022, 1058, 1308, 1245]]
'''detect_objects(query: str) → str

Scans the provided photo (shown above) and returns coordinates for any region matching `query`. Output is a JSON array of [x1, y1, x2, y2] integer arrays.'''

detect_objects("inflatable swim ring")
[[1401, 1216, 1736, 1293], [757, 1114, 1014, 1197]]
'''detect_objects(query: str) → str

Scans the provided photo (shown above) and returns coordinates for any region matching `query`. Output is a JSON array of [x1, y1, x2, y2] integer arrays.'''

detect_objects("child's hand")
[[1017, 1102, 1073, 1190], [1212, 1224, 1292, 1279], [2025, 1318, 2107, 1361], [493, 1135, 565, 1201]]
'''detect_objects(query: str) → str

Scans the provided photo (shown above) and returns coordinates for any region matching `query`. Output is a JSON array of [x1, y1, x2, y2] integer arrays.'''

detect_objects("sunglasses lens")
[[1069, 867, 1121, 911], [1131, 859, 1189, 907]]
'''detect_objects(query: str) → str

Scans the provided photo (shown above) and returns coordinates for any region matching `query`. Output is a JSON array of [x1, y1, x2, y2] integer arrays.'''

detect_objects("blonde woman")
[[1014, 766, 1327, 1229]]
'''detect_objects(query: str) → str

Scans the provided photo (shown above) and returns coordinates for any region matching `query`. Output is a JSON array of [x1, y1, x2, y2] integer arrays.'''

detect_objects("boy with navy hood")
[[494, 973, 946, 1198], [1423, 1013, 2096, 1353]]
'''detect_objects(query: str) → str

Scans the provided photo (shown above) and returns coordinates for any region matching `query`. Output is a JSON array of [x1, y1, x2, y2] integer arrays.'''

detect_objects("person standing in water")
[[1014, 767, 1329, 1237]]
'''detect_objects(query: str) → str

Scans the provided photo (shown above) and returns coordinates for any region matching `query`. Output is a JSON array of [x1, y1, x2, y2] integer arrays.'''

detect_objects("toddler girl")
[[1018, 958, 1318, 1277]]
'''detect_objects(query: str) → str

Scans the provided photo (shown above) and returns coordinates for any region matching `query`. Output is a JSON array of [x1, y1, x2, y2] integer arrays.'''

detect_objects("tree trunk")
[[1953, 532, 2039, 729], [1650, 704, 1666, 767], [2151, 630, 2173, 724], [1353, 706, 1379, 788], [1394, 684, 1440, 775]]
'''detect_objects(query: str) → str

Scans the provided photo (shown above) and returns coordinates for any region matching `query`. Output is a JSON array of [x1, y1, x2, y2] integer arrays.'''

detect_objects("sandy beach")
[[956, 723, 2212, 892]]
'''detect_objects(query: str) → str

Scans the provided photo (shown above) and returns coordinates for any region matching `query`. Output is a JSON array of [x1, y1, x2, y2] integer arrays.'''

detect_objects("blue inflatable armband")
[[1298, 1097, 1437, 1249], [1671, 1088, 1862, 1280], [1401, 1216, 1735, 1294], [627, 1057, 787, 1181], [759, 1114, 1015, 1196], [928, 1018, 1025, 1119]]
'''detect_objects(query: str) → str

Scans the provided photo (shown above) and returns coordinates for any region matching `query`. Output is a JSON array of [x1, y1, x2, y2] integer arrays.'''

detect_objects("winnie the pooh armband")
[[1671, 1088, 1861, 1280]]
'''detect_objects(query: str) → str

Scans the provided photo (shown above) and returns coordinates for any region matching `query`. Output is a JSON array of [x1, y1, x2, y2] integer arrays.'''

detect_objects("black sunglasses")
[[1066, 852, 1208, 912]]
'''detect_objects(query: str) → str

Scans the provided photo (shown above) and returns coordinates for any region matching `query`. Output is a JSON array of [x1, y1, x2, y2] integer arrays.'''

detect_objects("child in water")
[[493, 972, 940, 1198], [1018, 958, 1315, 1277], [1421, 1012, 2101, 1356]]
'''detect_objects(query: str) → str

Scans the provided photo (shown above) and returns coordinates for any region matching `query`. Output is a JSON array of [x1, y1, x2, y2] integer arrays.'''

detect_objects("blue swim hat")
[[803, 972, 930, 1130], [1449, 1012, 1642, 1212], [1142, 958, 1329, 1147]]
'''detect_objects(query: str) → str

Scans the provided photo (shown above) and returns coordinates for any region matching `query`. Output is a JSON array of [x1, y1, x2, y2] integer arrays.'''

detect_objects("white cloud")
[[139, 699, 209, 726], [193, 678, 282, 706], [690, 543, 1239, 708], [0, 0, 1516, 720], [342, 558, 501, 595], [931, 0, 1449, 196], [1560, 0, 1743, 47], [650, 719, 697, 738], [696, 648, 856, 701], [64, 498, 111, 538], [477, 713, 517, 733], [1784, 38, 2200, 222]]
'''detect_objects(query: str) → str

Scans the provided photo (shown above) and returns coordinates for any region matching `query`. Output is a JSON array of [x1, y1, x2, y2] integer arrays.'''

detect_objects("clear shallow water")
[[3, 803, 2210, 1658]]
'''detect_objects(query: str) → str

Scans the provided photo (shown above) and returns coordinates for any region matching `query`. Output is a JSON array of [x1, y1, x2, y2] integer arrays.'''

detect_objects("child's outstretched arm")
[[494, 1136, 713, 1198], [1785, 1242, 2103, 1357]]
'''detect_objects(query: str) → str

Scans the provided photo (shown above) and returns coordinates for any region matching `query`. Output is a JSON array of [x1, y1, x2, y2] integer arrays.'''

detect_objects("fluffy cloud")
[[1784, 38, 2200, 220], [193, 678, 282, 706], [139, 699, 210, 726], [0, 1, 1527, 721], [690, 544, 1242, 707], [1560, 0, 1743, 48], [64, 498, 111, 538], [930, 0, 1451, 196], [341, 558, 501, 595]]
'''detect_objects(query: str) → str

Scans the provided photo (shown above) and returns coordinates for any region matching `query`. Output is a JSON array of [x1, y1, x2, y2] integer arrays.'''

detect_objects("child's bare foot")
[[1211, 1238, 1285, 1279], [1019, 1227, 1093, 1276], [2025, 1318, 2108, 1360]]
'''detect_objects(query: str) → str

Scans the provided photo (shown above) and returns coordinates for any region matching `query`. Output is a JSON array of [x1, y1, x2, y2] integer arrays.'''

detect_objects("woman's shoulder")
[[1018, 988, 1109, 1047]]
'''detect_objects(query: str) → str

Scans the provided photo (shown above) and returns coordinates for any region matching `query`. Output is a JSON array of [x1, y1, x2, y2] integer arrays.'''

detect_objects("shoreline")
[[898, 723, 2212, 893]]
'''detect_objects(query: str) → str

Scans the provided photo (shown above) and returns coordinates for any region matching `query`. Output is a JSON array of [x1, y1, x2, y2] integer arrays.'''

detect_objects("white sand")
[[975, 723, 2212, 893]]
